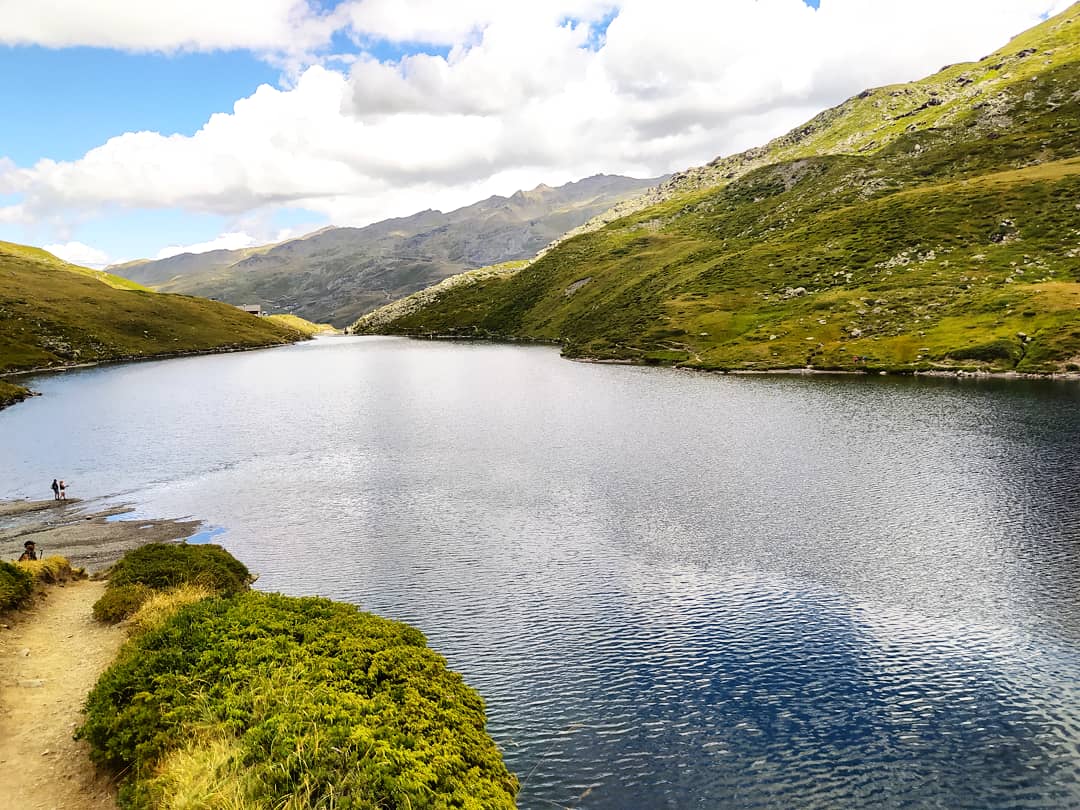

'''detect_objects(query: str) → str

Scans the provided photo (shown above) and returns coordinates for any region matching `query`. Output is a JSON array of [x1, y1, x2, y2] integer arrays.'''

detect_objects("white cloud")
[[43, 241, 112, 268], [155, 231, 261, 260], [2, 0, 1071, 254], [0, 0, 341, 56], [343, 0, 616, 45], [0, 204, 26, 224]]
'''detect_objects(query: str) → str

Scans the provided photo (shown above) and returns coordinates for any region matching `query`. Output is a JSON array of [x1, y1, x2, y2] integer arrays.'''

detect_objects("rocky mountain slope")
[[355, 5, 1080, 376], [0, 241, 306, 400], [115, 174, 663, 327]]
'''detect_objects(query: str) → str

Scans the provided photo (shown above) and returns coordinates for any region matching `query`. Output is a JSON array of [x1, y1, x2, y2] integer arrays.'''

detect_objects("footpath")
[[0, 579, 122, 809]]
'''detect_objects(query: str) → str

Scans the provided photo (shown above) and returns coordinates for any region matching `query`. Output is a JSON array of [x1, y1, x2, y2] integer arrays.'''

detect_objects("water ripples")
[[3, 338, 1080, 808]]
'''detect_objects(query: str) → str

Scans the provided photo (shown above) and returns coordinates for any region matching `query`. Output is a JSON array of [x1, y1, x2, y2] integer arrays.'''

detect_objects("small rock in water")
[[19, 648, 30, 657]]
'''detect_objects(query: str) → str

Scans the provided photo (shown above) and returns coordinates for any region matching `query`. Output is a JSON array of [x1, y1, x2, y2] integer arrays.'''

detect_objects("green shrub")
[[92, 584, 154, 624], [106, 543, 250, 594], [0, 560, 34, 611], [81, 592, 518, 809]]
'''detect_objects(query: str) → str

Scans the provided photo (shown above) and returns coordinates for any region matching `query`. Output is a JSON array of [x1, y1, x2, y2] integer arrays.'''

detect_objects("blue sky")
[[0, 0, 1069, 267]]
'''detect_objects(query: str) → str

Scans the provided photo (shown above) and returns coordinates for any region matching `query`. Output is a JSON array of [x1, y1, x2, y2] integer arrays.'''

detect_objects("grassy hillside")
[[116, 174, 664, 327], [356, 6, 1080, 375], [0, 241, 307, 381]]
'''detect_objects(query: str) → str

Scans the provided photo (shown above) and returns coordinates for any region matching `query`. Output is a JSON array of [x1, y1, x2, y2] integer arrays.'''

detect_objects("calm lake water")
[[3, 336, 1080, 809]]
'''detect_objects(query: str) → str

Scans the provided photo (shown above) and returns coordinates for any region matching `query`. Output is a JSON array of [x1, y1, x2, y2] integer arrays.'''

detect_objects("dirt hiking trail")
[[0, 580, 122, 809]]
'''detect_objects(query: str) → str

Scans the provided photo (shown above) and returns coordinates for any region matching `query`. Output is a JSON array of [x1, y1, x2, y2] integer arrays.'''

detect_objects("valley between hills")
[[4, 6, 1080, 409]]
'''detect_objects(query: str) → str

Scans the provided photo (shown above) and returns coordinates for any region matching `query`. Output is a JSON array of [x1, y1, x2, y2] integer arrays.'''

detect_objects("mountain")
[[354, 5, 1080, 376], [0, 240, 308, 405], [115, 174, 665, 327]]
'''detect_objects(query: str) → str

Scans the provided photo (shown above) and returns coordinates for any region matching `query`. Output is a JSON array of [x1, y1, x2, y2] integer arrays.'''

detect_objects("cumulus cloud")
[[2, 0, 1071, 250], [0, 0, 340, 56], [0, 204, 26, 224], [43, 241, 112, 268]]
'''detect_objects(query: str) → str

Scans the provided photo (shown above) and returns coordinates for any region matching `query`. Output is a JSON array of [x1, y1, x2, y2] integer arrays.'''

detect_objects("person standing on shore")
[[51, 479, 60, 500], [18, 540, 37, 561], [58, 480, 66, 501]]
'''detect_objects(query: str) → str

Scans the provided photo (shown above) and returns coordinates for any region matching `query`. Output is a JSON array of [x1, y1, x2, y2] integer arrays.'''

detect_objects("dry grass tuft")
[[18, 555, 85, 584], [145, 734, 254, 810], [127, 585, 215, 635]]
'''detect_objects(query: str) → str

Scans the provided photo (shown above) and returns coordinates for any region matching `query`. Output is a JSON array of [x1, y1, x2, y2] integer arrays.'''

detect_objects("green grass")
[[0, 380, 31, 409], [356, 6, 1080, 375], [0, 241, 308, 376], [82, 545, 518, 808], [265, 313, 337, 335]]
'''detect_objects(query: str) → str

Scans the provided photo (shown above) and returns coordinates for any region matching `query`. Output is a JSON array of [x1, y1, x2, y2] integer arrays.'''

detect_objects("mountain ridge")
[[114, 173, 666, 326]]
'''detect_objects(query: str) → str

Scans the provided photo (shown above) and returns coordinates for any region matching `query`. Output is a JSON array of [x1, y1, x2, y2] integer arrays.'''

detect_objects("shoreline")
[[0, 339, 305, 412], [379, 334, 1080, 382], [1, 499, 200, 573], [1, 338, 299, 381], [567, 349, 1080, 381], [395, 336, 1080, 384]]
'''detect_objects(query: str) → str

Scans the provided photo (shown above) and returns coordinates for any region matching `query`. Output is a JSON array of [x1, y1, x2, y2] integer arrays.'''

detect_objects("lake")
[[3, 336, 1080, 809]]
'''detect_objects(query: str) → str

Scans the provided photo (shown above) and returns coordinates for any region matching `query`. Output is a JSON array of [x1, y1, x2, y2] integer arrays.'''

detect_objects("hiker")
[[58, 480, 67, 500], [18, 540, 37, 561], [51, 479, 60, 500]]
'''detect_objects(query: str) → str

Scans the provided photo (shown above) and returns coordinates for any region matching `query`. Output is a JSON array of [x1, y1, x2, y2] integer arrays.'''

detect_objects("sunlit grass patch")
[[18, 555, 85, 584], [264, 314, 336, 336], [127, 584, 214, 635]]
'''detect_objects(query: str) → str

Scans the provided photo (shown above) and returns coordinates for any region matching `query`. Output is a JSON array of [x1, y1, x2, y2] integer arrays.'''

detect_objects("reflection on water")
[[2, 337, 1080, 808]]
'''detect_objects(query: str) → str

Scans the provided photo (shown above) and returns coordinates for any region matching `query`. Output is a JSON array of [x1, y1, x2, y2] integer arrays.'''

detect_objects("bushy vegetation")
[[92, 584, 154, 624], [0, 560, 33, 611], [81, 591, 518, 809], [93, 543, 251, 623], [356, 6, 1080, 376], [107, 542, 251, 592], [0, 240, 307, 377], [1, 555, 84, 611]]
